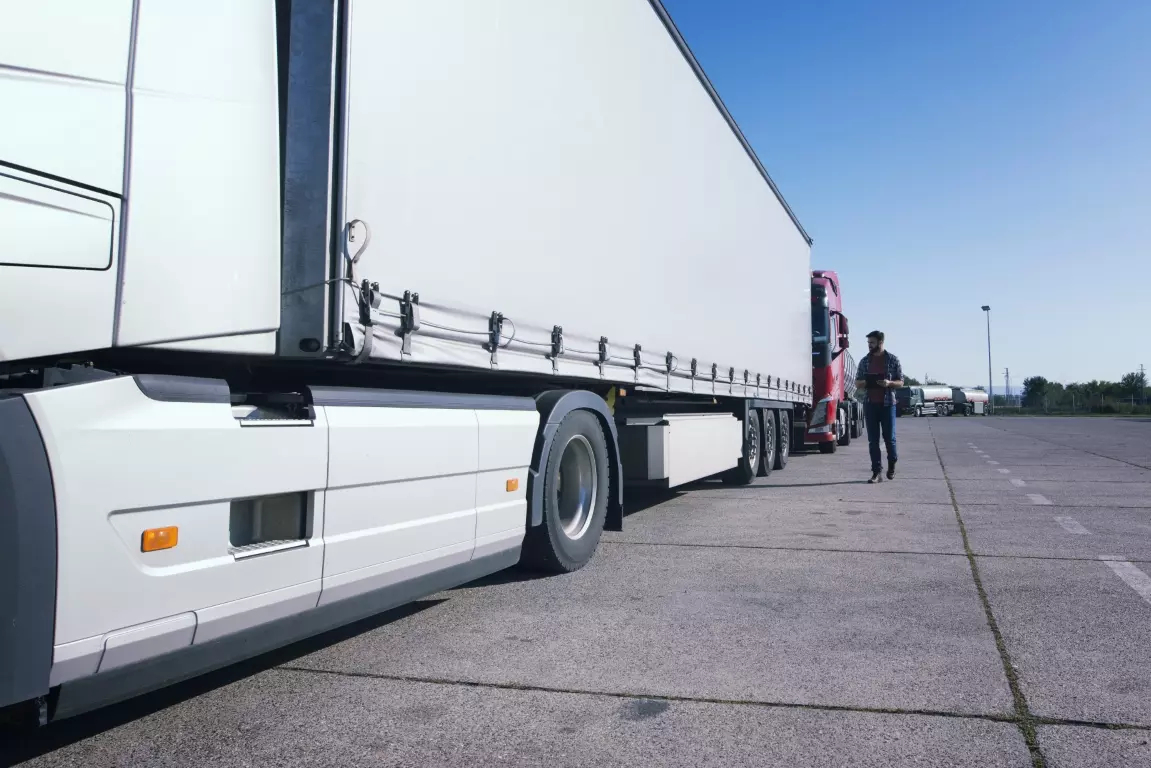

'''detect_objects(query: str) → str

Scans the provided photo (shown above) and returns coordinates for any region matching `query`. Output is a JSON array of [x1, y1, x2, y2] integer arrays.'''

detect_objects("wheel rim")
[[748, 420, 760, 464], [556, 434, 597, 540]]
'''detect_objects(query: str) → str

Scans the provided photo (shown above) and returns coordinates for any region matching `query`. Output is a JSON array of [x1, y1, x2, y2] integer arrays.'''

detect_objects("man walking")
[[855, 330, 904, 483]]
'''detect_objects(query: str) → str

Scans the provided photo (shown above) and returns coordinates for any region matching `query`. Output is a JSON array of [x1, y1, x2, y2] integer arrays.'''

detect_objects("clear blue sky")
[[663, 0, 1151, 390]]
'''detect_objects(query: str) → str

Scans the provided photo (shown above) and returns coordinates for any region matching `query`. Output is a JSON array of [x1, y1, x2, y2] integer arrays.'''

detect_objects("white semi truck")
[[0, 0, 814, 722]]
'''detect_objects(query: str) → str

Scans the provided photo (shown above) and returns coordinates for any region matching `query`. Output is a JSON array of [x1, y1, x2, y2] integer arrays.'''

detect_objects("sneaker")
[[886, 461, 897, 480], [869, 470, 883, 484]]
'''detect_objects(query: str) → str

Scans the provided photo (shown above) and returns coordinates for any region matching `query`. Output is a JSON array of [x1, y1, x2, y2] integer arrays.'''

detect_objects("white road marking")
[[987, 460, 1000, 465], [1055, 516, 1090, 535], [1010, 478, 1027, 487], [1101, 558, 1151, 607], [997, 469, 1011, 474], [1027, 494, 1053, 505]]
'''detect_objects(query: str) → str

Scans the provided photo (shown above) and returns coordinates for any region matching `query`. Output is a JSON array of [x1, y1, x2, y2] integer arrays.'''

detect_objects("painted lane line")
[[987, 460, 1000, 465], [1027, 493, 1053, 505], [1101, 558, 1151, 607], [1055, 516, 1090, 535], [1010, 478, 1027, 487], [997, 469, 1011, 474]]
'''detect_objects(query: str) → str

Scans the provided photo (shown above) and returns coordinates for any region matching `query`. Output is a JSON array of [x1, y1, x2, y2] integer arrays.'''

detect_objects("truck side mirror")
[[840, 316, 850, 335], [839, 335, 850, 349]]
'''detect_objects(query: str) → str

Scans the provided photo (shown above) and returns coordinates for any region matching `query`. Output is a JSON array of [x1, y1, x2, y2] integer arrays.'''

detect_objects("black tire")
[[850, 410, 861, 439], [756, 410, 775, 478], [723, 410, 761, 485], [773, 410, 791, 470], [837, 407, 851, 447], [915, 406, 922, 418], [818, 440, 837, 454], [520, 410, 609, 574]]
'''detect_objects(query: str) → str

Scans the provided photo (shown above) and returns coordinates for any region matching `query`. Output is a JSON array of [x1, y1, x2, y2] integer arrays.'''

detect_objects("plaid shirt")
[[856, 351, 904, 406]]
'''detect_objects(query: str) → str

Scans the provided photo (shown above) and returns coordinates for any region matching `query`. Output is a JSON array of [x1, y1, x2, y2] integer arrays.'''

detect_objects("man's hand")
[[878, 379, 891, 388]]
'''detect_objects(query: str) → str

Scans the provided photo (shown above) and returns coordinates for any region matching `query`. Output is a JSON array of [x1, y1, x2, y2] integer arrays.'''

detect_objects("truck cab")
[[805, 270, 863, 452], [896, 386, 923, 416]]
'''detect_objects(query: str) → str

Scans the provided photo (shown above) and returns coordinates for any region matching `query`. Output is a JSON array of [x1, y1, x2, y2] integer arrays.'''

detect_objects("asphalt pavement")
[[4, 416, 1151, 767]]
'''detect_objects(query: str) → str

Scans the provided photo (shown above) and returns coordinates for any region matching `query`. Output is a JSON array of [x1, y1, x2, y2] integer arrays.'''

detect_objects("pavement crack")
[[931, 422, 1048, 768], [1030, 716, 1151, 732], [602, 540, 970, 558], [277, 665, 1016, 723], [277, 666, 1151, 733], [600, 539, 1151, 565]]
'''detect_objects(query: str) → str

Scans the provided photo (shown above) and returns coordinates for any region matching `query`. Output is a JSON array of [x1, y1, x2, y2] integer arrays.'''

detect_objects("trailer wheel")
[[836, 407, 851, 447], [756, 410, 775, 478], [521, 410, 609, 573], [773, 410, 791, 470], [723, 410, 761, 485]]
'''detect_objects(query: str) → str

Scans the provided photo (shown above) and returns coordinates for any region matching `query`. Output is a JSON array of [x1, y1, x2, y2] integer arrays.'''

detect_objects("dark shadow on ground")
[[0, 599, 446, 764], [750, 480, 873, 488]]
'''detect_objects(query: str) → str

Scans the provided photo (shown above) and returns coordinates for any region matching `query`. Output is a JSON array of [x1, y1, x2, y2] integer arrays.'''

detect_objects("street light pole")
[[982, 306, 992, 413]]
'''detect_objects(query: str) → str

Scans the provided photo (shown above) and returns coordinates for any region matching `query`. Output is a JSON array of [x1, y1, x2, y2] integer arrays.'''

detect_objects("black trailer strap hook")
[[395, 290, 420, 357], [355, 279, 380, 363], [549, 326, 564, 373], [485, 312, 505, 367]]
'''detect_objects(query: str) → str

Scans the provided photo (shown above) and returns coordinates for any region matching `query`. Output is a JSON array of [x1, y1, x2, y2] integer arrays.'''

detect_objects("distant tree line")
[[1019, 371, 1150, 415]]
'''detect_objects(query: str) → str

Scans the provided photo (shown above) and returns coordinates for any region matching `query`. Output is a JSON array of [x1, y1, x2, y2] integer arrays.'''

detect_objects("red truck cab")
[[804, 270, 863, 452]]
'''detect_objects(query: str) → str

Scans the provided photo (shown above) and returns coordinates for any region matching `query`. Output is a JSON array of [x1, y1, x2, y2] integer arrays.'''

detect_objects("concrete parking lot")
[[5, 417, 1151, 767]]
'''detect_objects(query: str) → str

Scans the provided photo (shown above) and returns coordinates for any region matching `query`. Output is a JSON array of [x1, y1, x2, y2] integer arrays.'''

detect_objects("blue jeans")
[[864, 403, 898, 472]]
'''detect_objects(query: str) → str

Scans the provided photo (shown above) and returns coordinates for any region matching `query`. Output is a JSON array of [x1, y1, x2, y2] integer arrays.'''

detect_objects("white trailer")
[[951, 388, 989, 416], [0, 0, 812, 722]]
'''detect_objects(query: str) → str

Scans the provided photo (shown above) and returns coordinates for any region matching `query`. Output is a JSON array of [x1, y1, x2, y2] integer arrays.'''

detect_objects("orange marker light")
[[505, 478, 520, 493], [141, 526, 179, 552]]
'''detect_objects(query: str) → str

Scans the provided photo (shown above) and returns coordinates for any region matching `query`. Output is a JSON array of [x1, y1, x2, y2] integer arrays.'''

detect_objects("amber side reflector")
[[506, 478, 520, 492], [141, 526, 179, 552]]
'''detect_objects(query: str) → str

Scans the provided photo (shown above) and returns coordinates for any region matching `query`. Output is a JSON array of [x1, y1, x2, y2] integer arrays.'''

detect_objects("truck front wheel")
[[836, 407, 851, 447], [521, 410, 609, 573]]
